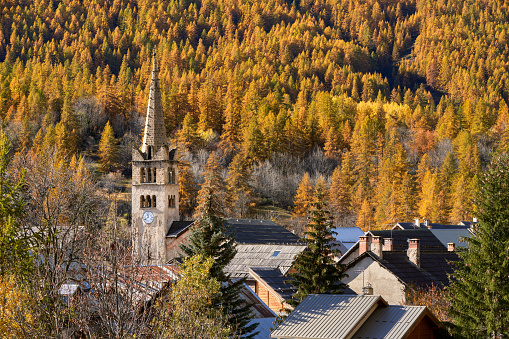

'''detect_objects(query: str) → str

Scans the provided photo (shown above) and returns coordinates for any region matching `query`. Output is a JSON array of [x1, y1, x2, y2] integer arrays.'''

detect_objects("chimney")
[[383, 238, 393, 252], [362, 284, 373, 295], [359, 235, 370, 255], [448, 242, 455, 252], [407, 239, 420, 268], [473, 217, 478, 223], [371, 236, 383, 258], [425, 219, 431, 229], [414, 218, 420, 228]]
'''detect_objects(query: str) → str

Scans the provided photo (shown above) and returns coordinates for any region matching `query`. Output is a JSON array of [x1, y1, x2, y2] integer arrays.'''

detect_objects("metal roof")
[[429, 229, 471, 248], [333, 227, 365, 243], [166, 220, 194, 237], [227, 219, 301, 244], [394, 222, 470, 230], [165, 219, 301, 245], [226, 244, 306, 278], [270, 295, 386, 339], [248, 318, 277, 339], [352, 305, 429, 339]]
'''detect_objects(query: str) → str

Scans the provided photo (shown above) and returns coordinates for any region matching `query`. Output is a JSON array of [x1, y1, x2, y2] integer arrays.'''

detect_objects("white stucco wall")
[[342, 256, 406, 305]]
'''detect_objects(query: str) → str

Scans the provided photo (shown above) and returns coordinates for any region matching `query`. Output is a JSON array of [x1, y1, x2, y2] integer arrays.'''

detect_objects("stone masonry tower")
[[132, 54, 179, 264]]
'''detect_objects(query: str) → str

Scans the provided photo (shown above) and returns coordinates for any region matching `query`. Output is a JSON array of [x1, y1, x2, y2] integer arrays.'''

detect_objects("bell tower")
[[132, 54, 179, 264]]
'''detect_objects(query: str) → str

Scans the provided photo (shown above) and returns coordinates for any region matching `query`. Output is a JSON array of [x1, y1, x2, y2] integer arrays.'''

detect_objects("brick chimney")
[[448, 242, 455, 252], [383, 238, 393, 252], [359, 235, 370, 255], [371, 236, 383, 258], [407, 239, 420, 268]]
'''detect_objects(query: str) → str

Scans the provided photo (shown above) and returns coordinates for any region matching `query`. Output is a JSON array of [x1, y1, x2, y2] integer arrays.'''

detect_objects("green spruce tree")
[[288, 178, 346, 307], [180, 179, 257, 338], [448, 154, 509, 337]]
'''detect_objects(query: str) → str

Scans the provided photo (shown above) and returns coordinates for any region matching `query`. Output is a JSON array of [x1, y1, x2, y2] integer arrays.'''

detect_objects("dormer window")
[[147, 146, 152, 160]]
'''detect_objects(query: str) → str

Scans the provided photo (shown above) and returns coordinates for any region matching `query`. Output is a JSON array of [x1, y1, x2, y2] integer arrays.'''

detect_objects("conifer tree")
[[98, 121, 118, 173], [288, 179, 346, 307], [293, 172, 314, 217], [180, 180, 257, 338], [448, 154, 509, 337], [329, 153, 353, 226], [196, 151, 229, 217]]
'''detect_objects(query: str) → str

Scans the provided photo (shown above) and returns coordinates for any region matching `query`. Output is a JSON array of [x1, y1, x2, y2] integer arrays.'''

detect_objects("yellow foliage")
[[0, 277, 36, 338]]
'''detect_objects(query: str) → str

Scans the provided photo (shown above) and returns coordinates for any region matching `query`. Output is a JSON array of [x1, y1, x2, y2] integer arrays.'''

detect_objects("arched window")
[[147, 168, 152, 183], [140, 196, 145, 208], [168, 195, 176, 208], [146, 195, 151, 208], [140, 168, 145, 183], [147, 146, 152, 160], [153, 168, 157, 182], [152, 195, 157, 207]]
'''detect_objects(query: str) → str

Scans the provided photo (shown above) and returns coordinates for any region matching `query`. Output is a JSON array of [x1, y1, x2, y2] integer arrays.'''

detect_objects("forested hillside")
[[1, 0, 509, 229]]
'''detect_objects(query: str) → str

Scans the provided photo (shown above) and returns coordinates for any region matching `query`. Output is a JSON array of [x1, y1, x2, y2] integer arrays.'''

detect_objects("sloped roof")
[[341, 229, 460, 288], [394, 222, 470, 230], [166, 221, 194, 237], [352, 305, 436, 339], [237, 282, 276, 319], [248, 318, 277, 339], [226, 244, 306, 278], [165, 219, 301, 245], [250, 267, 297, 301], [333, 227, 365, 243], [227, 219, 301, 244], [430, 229, 471, 248], [270, 294, 387, 339]]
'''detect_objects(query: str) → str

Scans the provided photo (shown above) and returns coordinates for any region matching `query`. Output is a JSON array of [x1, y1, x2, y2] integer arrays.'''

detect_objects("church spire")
[[142, 53, 167, 154]]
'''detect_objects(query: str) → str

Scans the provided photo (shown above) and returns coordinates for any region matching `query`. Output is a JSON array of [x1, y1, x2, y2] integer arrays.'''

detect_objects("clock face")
[[142, 211, 154, 224]]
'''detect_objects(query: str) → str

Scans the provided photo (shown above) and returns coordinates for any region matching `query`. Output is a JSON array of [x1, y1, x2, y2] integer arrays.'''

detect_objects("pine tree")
[[180, 182, 257, 338], [448, 154, 509, 337], [288, 179, 346, 307], [98, 121, 118, 173], [196, 151, 229, 217], [293, 172, 314, 217]]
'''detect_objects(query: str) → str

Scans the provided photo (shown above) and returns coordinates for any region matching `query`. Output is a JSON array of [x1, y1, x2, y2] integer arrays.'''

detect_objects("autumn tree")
[[155, 255, 233, 339], [293, 172, 314, 217], [226, 152, 255, 218], [98, 121, 118, 172]]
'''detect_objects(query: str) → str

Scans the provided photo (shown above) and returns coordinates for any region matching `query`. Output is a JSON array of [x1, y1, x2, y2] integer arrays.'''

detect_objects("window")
[[152, 195, 156, 207], [271, 250, 281, 257], [147, 168, 152, 183], [153, 168, 157, 182], [168, 195, 176, 208], [140, 196, 145, 208], [169, 167, 176, 184], [147, 146, 152, 160], [146, 195, 151, 208], [140, 168, 145, 183]]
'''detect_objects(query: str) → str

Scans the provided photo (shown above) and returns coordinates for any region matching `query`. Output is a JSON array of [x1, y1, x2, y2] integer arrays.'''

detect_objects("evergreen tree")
[[288, 179, 346, 308], [448, 154, 509, 337], [98, 121, 118, 173], [180, 181, 257, 338]]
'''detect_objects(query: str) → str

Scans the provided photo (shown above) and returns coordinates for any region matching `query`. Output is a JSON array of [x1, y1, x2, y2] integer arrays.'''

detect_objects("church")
[[132, 55, 304, 269]]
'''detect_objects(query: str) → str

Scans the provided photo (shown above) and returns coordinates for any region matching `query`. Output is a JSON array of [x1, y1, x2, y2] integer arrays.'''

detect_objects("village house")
[[339, 229, 460, 304], [270, 294, 441, 339]]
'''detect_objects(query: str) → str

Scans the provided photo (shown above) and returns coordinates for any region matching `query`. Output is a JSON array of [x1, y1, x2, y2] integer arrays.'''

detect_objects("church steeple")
[[142, 53, 167, 154]]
